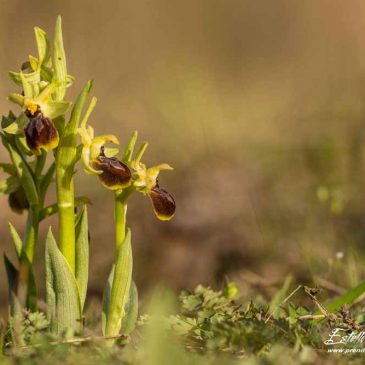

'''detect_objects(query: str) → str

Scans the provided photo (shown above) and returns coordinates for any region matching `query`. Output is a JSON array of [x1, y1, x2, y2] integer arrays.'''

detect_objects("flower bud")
[[92, 151, 132, 190], [149, 186, 176, 221], [24, 109, 59, 154], [8, 187, 29, 214]]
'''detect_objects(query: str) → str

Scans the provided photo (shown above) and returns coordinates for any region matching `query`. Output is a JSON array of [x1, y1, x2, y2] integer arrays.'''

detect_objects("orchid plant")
[[1, 17, 175, 342]]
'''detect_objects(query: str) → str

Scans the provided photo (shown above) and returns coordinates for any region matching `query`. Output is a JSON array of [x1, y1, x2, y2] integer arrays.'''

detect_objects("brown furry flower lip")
[[149, 185, 176, 221], [24, 109, 59, 154], [92, 148, 132, 190]]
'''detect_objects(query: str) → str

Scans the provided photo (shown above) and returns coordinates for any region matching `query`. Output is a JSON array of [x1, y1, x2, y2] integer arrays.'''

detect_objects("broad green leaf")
[[45, 228, 81, 335], [3, 113, 29, 135], [34, 27, 50, 65], [104, 229, 133, 336], [53, 16, 67, 101], [122, 131, 138, 163], [75, 205, 89, 310], [120, 281, 138, 334]]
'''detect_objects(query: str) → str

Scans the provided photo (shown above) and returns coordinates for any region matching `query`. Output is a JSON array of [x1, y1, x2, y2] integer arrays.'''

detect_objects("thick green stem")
[[55, 82, 93, 275], [114, 189, 131, 249], [56, 169, 76, 274]]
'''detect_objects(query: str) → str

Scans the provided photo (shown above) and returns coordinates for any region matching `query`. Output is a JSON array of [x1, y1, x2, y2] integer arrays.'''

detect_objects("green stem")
[[114, 189, 132, 249], [18, 152, 45, 309], [23, 153, 47, 262], [55, 81, 93, 274], [35, 151, 47, 178], [56, 168, 76, 274]]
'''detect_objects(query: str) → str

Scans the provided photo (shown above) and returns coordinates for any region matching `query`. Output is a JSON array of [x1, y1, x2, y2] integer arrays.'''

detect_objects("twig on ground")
[[265, 285, 303, 323]]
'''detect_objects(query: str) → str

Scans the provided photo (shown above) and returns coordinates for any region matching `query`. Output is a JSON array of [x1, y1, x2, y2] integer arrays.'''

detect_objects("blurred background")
[[1, 0, 365, 314]]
